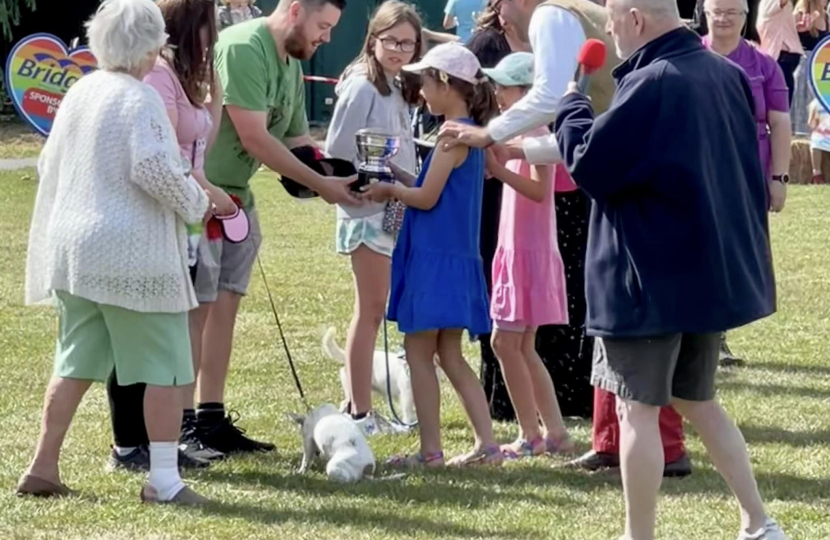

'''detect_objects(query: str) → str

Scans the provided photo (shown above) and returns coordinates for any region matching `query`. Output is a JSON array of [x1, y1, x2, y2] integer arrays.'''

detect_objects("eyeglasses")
[[377, 36, 418, 53], [705, 9, 746, 18]]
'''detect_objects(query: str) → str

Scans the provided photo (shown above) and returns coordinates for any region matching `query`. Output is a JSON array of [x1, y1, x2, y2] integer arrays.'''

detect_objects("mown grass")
[[0, 170, 828, 539]]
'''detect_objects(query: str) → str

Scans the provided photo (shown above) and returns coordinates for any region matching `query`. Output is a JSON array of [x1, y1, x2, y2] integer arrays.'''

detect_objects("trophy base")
[[351, 169, 395, 192]]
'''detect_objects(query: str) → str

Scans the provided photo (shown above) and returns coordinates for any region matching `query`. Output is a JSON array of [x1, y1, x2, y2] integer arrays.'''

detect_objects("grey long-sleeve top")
[[324, 65, 418, 219]]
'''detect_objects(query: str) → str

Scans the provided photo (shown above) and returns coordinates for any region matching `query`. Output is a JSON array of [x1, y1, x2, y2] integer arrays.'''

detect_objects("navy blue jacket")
[[555, 28, 776, 338]]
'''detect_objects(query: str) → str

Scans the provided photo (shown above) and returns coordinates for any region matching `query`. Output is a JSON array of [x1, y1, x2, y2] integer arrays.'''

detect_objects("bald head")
[[606, 0, 683, 58], [613, 0, 680, 20]]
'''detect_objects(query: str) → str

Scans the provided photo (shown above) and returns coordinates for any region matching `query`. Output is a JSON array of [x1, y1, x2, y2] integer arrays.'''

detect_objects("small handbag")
[[382, 199, 406, 235]]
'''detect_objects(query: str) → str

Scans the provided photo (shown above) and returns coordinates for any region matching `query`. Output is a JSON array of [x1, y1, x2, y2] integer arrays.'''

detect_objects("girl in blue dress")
[[363, 43, 502, 467]]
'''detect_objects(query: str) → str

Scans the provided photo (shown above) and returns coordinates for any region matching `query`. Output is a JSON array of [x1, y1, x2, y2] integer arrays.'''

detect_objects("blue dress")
[[388, 120, 491, 336]]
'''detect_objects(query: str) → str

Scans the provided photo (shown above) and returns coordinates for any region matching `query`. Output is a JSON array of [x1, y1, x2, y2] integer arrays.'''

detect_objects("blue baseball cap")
[[482, 52, 535, 87]]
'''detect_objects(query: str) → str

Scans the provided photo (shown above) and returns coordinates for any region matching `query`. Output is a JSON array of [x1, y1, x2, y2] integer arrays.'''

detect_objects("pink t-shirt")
[[143, 58, 213, 174]]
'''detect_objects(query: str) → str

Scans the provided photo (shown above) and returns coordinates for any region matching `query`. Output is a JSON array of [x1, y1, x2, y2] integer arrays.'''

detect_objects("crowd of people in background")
[[14, 0, 810, 538]]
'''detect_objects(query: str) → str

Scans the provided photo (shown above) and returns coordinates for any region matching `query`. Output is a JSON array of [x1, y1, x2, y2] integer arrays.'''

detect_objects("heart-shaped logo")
[[810, 35, 830, 114], [4, 33, 98, 136]]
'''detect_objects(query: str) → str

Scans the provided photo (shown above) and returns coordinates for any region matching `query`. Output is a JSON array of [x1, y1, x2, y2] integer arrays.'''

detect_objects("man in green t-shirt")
[[193, 0, 352, 455]]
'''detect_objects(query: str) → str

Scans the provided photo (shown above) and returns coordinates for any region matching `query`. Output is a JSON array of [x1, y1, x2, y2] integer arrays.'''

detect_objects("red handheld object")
[[575, 38, 607, 94], [577, 38, 607, 75]]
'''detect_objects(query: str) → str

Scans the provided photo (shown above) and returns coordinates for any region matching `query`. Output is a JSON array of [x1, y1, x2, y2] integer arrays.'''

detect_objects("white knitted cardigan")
[[25, 70, 209, 313]]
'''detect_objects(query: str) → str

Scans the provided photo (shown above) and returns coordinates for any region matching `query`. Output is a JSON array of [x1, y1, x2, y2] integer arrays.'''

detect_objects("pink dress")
[[490, 127, 569, 327]]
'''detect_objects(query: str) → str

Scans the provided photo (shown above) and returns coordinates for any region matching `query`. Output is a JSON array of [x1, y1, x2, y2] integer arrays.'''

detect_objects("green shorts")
[[53, 291, 194, 387]]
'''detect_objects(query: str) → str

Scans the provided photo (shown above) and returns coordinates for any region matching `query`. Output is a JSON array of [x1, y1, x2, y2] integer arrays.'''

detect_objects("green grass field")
[[0, 170, 828, 540]]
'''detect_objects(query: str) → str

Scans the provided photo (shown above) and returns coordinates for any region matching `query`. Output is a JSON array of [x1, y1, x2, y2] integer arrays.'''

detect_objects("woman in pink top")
[[483, 53, 574, 458], [757, 0, 804, 104], [106, 0, 235, 472]]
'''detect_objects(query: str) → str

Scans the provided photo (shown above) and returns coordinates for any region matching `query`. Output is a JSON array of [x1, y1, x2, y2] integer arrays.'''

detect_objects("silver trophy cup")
[[353, 128, 401, 192]]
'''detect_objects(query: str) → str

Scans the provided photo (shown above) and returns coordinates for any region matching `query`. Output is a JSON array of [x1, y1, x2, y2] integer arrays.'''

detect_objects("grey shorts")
[[591, 333, 720, 407], [193, 207, 262, 303]]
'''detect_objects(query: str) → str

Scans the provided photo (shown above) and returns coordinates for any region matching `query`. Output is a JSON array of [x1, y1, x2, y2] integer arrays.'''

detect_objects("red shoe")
[[811, 174, 825, 184]]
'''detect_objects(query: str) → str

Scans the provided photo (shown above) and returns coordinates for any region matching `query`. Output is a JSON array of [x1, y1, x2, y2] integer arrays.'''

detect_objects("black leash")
[[256, 253, 311, 413], [382, 314, 418, 429]]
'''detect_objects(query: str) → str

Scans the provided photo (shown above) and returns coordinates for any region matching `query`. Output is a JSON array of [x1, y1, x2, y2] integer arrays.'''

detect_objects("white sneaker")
[[352, 413, 381, 437], [351, 412, 413, 437], [737, 519, 789, 540]]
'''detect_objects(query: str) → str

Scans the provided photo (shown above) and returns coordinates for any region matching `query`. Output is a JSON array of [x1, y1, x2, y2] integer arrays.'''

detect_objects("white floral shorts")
[[336, 212, 395, 258]]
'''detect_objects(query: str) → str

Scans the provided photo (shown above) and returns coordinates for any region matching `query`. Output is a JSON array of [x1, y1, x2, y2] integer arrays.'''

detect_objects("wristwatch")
[[772, 174, 789, 184]]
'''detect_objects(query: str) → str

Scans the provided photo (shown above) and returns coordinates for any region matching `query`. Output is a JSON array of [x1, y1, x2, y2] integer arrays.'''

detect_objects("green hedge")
[[0, 67, 15, 121]]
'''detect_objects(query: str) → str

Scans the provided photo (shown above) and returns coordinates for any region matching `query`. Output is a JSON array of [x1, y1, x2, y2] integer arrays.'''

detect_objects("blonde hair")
[[795, 0, 825, 35]]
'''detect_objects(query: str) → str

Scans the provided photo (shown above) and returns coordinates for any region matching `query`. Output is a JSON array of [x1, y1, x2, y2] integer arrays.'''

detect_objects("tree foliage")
[[1, 0, 36, 42]]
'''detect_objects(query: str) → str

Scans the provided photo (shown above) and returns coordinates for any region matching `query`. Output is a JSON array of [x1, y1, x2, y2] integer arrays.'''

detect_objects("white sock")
[[148, 441, 185, 501], [114, 446, 137, 457]]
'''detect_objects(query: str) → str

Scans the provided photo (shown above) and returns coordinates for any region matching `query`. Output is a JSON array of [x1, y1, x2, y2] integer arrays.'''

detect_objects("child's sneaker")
[[352, 413, 381, 437], [811, 173, 825, 184], [737, 519, 789, 540]]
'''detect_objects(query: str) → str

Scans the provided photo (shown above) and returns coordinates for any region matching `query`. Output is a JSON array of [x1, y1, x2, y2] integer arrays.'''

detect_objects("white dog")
[[321, 326, 419, 425], [288, 403, 376, 483]]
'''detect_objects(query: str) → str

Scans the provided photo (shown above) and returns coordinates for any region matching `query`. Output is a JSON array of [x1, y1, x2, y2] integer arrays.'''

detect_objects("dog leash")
[[256, 252, 312, 413], [382, 315, 419, 431]]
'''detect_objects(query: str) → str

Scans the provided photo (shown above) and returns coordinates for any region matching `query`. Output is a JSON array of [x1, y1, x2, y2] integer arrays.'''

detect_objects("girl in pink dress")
[[483, 52, 574, 458]]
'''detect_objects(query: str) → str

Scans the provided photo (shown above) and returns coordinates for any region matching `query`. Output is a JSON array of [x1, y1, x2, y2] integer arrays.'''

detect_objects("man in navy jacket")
[[555, 0, 785, 538]]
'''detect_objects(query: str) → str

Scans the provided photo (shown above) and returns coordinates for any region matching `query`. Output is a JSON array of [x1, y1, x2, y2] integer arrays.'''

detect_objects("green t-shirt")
[[205, 19, 309, 208]]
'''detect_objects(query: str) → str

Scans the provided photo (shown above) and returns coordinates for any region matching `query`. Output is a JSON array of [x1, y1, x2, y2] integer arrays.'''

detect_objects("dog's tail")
[[321, 326, 346, 365]]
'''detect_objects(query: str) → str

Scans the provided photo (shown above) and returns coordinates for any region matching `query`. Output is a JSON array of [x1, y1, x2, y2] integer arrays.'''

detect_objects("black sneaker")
[[108, 445, 210, 472], [178, 447, 211, 470], [198, 411, 276, 455], [108, 446, 150, 472], [719, 335, 745, 367], [180, 422, 225, 462]]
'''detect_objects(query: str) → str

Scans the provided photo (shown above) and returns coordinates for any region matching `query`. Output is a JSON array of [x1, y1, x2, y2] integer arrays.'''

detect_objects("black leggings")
[[107, 370, 149, 447], [778, 51, 801, 107]]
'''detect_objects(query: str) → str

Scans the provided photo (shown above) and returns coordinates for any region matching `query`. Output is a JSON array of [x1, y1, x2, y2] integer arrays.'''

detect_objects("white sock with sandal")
[[148, 442, 185, 501]]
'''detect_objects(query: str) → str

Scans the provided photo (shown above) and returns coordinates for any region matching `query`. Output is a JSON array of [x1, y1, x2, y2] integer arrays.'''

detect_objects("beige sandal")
[[448, 445, 504, 467], [16, 474, 72, 498], [140, 484, 210, 506]]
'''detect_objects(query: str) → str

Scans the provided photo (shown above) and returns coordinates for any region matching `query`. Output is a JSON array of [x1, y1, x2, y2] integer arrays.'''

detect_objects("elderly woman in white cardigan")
[[17, 0, 210, 505]]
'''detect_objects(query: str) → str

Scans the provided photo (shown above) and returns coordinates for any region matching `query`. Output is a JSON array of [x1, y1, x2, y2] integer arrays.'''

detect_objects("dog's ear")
[[286, 412, 306, 426]]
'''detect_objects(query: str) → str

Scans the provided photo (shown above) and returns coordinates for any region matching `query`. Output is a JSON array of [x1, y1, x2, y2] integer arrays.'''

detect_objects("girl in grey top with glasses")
[[323, 0, 421, 435]]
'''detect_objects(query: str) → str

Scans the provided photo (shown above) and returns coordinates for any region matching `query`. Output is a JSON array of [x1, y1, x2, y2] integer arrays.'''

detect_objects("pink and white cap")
[[402, 42, 483, 85]]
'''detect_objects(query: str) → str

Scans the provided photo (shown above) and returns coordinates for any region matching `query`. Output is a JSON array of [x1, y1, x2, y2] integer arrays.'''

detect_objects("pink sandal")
[[545, 434, 576, 455], [501, 435, 546, 460], [385, 451, 445, 469]]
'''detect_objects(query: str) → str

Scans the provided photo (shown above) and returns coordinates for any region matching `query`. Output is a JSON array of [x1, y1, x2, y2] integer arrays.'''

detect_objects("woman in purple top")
[[704, 0, 791, 209], [703, 0, 792, 366]]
